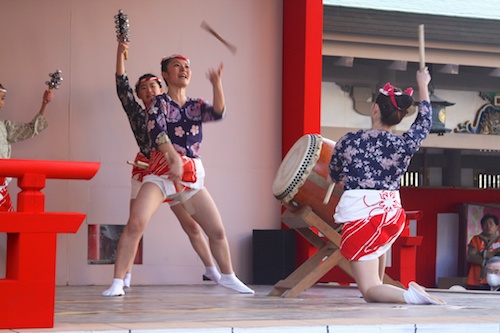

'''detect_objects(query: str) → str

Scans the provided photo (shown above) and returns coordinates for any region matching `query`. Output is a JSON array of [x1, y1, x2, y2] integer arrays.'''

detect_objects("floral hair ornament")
[[136, 76, 162, 87], [379, 82, 414, 110]]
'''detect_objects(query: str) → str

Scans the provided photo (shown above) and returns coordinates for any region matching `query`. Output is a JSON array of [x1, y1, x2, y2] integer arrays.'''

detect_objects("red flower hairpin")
[[379, 83, 413, 110]]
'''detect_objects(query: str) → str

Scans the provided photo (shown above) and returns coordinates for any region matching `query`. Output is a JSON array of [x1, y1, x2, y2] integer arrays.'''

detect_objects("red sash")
[[146, 150, 198, 183]]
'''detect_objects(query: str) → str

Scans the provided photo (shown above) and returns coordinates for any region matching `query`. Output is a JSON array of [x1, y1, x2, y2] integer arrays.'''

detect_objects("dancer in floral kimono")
[[0, 83, 52, 211], [329, 68, 445, 305]]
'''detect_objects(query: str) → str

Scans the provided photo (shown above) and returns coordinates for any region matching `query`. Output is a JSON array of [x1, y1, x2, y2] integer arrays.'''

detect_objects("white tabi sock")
[[102, 278, 125, 297], [204, 266, 221, 283], [403, 281, 445, 305], [218, 273, 255, 294], [124, 273, 132, 288]]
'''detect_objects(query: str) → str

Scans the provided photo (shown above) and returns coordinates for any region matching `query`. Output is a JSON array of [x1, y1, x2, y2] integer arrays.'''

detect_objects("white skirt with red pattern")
[[334, 189, 406, 261]]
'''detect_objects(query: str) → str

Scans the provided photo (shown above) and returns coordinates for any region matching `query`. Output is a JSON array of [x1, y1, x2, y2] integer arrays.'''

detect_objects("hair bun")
[[397, 94, 414, 111]]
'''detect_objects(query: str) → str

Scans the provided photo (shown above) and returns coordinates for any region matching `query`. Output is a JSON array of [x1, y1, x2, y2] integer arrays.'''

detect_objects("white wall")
[[436, 213, 460, 284], [0, 0, 283, 285]]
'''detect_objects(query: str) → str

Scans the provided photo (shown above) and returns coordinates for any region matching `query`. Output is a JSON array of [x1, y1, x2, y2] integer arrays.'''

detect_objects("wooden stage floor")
[[4, 283, 500, 333]]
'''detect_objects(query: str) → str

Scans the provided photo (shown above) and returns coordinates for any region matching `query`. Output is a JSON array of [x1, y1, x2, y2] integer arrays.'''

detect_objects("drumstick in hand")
[[127, 160, 148, 169], [164, 152, 196, 215], [418, 24, 425, 70]]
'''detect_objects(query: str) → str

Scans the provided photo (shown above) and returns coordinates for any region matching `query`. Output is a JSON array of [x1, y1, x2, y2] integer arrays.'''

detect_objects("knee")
[[207, 228, 226, 241], [182, 220, 202, 237], [125, 218, 146, 237]]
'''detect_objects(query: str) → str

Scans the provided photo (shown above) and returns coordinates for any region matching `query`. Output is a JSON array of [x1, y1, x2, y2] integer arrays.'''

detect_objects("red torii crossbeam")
[[0, 158, 99, 329]]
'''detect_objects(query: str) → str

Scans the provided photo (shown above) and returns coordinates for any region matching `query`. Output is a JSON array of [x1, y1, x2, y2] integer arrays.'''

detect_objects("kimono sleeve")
[[146, 95, 170, 150], [4, 113, 48, 144]]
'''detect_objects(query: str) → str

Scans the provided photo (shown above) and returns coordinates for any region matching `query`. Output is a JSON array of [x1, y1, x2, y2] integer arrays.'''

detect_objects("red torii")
[[0, 158, 99, 329]]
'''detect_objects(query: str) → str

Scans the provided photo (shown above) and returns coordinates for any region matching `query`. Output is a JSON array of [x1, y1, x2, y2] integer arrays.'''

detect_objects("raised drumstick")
[[200, 20, 237, 54], [323, 182, 335, 205], [418, 24, 425, 70]]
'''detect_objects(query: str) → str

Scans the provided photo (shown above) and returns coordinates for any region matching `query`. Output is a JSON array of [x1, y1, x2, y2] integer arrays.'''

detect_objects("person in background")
[[485, 256, 500, 291], [0, 83, 53, 211], [102, 41, 224, 297], [328, 68, 445, 305], [466, 214, 500, 290]]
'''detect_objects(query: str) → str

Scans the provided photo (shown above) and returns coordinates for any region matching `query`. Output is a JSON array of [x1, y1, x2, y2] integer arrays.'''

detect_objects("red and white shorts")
[[334, 189, 406, 261], [0, 177, 14, 212]]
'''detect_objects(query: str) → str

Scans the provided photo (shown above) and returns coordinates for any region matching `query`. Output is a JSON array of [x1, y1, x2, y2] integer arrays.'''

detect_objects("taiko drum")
[[272, 134, 343, 225]]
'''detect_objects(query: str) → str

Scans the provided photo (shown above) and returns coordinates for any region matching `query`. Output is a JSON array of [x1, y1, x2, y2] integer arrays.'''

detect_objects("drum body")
[[272, 134, 342, 225]]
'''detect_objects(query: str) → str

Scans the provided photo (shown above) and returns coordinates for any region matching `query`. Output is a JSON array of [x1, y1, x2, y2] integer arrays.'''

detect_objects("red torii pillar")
[[282, 0, 322, 156], [0, 159, 100, 329], [282, 0, 324, 267]]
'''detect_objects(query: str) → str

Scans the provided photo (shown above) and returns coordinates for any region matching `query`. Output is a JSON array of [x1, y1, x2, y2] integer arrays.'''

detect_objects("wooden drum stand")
[[268, 205, 402, 298], [270, 134, 414, 298]]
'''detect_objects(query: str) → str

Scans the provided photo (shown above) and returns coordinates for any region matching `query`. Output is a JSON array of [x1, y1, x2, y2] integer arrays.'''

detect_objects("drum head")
[[272, 134, 323, 203]]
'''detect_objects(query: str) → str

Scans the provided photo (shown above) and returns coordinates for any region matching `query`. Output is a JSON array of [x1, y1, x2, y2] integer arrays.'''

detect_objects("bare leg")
[[187, 188, 253, 294], [123, 198, 137, 288], [171, 203, 220, 282], [102, 183, 164, 296], [378, 252, 386, 281], [351, 258, 406, 303], [351, 258, 445, 304], [171, 203, 215, 267], [188, 189, 232, 273]]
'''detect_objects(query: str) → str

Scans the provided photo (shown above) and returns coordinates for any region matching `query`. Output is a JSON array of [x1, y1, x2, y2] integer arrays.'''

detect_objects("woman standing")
[[105, 40, 220, 294], [103, 54, 253, 297]]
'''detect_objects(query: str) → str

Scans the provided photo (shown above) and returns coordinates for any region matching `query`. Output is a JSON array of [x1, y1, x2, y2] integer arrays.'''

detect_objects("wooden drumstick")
[[323, 182, 335, 205], [418, 24, 425, 70], [200, 20, 237, 54], [127, 160, 148, 169]]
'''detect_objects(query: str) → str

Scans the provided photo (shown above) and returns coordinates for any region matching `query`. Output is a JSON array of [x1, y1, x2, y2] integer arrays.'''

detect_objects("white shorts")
[[142, 175, 201, 206], [142, 157, 205, 206]]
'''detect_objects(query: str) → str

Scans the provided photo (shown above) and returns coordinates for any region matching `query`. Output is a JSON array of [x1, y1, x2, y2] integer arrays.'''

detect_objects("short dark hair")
[[481, 214, 499, 227], [135, 74, 162, 94], [486, 256, 500, 267]]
